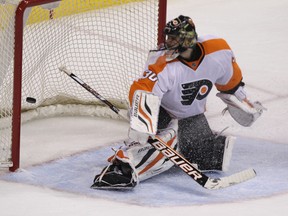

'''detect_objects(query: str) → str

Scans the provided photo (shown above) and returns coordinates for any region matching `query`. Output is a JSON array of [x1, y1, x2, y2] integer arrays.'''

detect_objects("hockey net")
[[0, 0, 166, 170]]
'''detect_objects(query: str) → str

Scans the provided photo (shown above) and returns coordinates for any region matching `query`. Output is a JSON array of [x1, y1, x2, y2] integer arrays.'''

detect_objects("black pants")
[[158, 107, 226, 171]]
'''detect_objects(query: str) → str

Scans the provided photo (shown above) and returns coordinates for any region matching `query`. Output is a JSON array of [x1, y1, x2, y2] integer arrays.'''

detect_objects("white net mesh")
[[0, 0, 161, 167]]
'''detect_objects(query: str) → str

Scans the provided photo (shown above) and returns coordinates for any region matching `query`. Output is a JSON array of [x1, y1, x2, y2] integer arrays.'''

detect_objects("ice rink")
[[1, 0, 288, 215]]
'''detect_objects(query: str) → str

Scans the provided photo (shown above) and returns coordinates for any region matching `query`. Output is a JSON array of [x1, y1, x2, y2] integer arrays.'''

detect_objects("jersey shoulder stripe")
[[148, 55, 178, 74], [129, 53, 175, 105], [215, 60, 242, 92], [199, 35, 242, 92], [201, 38, 231, 55]]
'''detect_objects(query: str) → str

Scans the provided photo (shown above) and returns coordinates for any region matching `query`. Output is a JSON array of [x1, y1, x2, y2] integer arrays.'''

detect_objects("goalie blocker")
[[130, 90, 160, 135], [128, 90, 161, 144]]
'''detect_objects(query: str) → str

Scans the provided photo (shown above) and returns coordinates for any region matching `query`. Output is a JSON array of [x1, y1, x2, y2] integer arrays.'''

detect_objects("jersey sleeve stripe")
[[129, 55, 168, 106], [148, 55, 168, 74], [215, 61, 243, 91], [129, 81, 153, 106]]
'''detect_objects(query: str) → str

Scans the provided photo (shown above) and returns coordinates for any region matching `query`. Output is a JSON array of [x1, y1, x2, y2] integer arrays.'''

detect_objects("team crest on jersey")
[[181, 79, 213, 105]]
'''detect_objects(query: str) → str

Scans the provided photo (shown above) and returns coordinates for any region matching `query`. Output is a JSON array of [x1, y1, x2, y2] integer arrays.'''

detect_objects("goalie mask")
[[164, 15, 198, 53]]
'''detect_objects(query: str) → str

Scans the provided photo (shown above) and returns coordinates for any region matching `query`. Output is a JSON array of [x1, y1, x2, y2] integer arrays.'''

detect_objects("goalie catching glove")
[[217, 86, 266, 127]]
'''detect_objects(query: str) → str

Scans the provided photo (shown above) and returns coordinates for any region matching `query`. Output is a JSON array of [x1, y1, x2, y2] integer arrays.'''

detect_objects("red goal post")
[[0, 0, 167, 171]]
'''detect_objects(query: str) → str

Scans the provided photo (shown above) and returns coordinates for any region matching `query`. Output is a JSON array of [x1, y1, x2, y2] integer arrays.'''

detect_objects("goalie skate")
[[91, 165, 137, 190], [91, 149, 138, 190]]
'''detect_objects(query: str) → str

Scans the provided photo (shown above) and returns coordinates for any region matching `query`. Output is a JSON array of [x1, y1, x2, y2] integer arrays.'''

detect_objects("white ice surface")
[[1, 0, 288, 215]]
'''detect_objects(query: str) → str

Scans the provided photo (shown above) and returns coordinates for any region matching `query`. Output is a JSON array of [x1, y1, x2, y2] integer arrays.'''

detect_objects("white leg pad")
[[126, 120, 178, 182], [222, 136, 236, 172]]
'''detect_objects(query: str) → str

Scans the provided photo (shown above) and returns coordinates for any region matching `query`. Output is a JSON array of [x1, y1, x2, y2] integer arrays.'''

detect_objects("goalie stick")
[[59, 66, 256, 190], [59, 66, 129, 121]]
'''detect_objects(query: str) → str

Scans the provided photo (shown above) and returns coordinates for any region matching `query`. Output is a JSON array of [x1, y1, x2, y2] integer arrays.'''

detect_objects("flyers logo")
[[181, 80, 213, 105]]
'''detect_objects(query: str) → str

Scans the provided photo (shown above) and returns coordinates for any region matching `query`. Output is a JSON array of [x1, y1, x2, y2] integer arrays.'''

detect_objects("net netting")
[[0, 0, 161, 167]]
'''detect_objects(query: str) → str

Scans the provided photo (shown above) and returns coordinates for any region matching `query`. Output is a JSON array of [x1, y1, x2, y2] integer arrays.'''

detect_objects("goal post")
[[0, 0, 167, 171]]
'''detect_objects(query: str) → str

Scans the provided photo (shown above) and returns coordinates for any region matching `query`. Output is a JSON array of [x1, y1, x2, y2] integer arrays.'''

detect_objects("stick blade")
[[204, 168, 256, 190], [59, 65, 71, 75]]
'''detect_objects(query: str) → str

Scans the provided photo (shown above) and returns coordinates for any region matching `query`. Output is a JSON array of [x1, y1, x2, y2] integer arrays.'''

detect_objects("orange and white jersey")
[[129, 35, 243, 119]]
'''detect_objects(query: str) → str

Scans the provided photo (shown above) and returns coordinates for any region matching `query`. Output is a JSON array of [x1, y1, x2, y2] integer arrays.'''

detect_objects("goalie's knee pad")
[[137, 119, 178, 181], [124, 118, 178, 182], [126, 124, 178, 181], [136, 136, 177, 182]]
